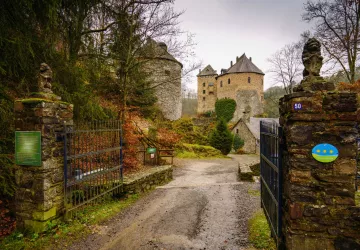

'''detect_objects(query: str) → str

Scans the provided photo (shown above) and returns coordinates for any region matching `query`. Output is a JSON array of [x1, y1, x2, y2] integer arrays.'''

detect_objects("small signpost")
[[147, 147, 157, 161], [15, 131, 41, 166], [312, 143, 338, 163]]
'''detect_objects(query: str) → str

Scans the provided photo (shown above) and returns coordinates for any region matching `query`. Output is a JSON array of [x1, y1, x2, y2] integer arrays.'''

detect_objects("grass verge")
[[0, 194, 141, 250], [248, 210, 276, 250]]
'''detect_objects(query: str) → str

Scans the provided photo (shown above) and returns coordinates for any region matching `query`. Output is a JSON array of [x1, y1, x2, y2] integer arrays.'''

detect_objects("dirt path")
[[69, 158, 260, 250]]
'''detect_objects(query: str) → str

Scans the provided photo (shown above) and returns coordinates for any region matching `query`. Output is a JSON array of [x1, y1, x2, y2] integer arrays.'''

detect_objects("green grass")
[[247, 189, 260, 197], [248, 210, 276, 250], [0, 194, 141, 250]]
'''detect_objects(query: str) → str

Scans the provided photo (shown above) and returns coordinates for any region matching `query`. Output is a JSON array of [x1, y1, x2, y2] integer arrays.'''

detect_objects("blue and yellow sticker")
[[312, 144, 338, 163]]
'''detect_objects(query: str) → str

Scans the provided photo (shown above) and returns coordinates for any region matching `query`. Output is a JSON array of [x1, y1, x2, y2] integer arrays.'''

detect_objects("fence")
[[63, 120, 123, 215], [260, 120, 283, 248]]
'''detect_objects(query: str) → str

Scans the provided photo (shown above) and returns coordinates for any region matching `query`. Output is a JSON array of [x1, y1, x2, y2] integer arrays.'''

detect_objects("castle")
[[197, 54, 264, 122]]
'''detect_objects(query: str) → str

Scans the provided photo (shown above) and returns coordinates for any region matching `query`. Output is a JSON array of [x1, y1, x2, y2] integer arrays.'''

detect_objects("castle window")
[[220, 81, 223, 87], [228, 78, 230, 84], [209, 82, 214, 86], [203, 90, 206, 94], [165, 70, 170, 75], [203, 82, 205, 87], [203, 97, 205, 101], [248, 77, 251, 83], [236, 129, 239, 134], [209, 91, 214, 95]]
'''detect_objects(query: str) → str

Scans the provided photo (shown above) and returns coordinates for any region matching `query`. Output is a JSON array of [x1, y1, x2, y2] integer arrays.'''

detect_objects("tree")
[[263, 86, 287, 118], [267, 42, 303, 94], [209, 119, 233, 155], [233, 134, 244, 152], [215, 98, 236, 122], [303, 0, 360, 83]]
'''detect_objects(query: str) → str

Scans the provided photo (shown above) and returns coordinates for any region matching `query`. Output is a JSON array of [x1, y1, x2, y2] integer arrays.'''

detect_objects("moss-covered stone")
[[32, 207, 57, 221]]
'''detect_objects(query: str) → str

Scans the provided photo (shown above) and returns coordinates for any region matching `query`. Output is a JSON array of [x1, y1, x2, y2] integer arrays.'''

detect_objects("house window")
[[248, 77, 251, 83], [236, 129, 239, 134], [165, 70, 170, 75], [203, 90, 206, 94], [228, 78, 230, 84], [220, 81, 223, 87], [203, 82, 205, 87], [203, 97, 205, 101]]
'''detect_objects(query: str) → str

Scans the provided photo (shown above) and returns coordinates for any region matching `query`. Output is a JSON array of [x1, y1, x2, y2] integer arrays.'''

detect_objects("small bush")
[[233, 134, 244, 151], [209, 119, 233, 155], [175, 143, 225, 158], [215, 98, 236, 122]]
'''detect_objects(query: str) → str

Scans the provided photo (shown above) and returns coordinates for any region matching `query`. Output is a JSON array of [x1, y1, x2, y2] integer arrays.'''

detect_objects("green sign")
[[147, 148, 156, 154], [15, 131, 41, 166]]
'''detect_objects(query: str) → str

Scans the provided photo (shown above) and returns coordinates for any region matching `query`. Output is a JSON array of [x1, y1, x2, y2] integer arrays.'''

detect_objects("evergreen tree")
[[209, 119, 233, 155]]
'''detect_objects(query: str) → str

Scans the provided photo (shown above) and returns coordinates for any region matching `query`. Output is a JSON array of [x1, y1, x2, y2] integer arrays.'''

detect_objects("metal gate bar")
[[260, 120, 283, 248], [63, 120, 123, 215]]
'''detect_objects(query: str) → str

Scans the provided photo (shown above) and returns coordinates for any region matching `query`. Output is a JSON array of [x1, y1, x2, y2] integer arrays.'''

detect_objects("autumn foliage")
[[0, 200, 16, 237], [337, 80, 360, 92]]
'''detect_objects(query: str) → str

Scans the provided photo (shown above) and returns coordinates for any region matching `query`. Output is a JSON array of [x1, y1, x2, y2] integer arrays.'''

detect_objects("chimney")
[[249, 57, 252, 62], [231, 61, 233, 67], [236, 56, 239, 62]]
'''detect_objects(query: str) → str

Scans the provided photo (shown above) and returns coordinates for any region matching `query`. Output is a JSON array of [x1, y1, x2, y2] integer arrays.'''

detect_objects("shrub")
[[175, 143, 225, 158], [215, 98, 236, 122], [233, 134, 244, 151], [209, 119, 233, 155]]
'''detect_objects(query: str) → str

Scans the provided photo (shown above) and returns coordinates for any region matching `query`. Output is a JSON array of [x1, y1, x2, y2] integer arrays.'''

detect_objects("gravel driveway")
[[69, 158, 260, 250]]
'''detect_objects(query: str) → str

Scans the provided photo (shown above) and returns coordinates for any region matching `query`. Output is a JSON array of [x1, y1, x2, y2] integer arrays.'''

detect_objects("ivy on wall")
[[215, 98, 236, 122]]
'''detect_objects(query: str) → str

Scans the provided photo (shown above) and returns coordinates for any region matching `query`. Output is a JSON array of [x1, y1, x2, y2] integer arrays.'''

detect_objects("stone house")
[[197, 54, 264, 121], [232, 117, 279, 154], [143, 40, 183, 120]]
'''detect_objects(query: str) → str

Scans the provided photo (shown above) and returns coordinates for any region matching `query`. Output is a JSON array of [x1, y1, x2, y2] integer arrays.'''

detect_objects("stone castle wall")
[[197, 75, 217, 113], [144, 59, 182, 120]]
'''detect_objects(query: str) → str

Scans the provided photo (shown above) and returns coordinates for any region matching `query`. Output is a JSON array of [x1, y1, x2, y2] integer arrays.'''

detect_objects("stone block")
[[286, 234, 335, 250], [32, 207, 57, 221], [289, 202, 303, 219], [289, 170, 312, 184], [333, 159, 356, 176]]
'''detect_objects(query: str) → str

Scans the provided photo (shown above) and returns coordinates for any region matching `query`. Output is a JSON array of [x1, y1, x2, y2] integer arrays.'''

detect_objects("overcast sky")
[[173, 0, 312, 91]]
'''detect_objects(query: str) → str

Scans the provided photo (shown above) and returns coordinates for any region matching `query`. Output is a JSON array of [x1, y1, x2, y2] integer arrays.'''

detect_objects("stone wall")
[[234, 89, 263, 122], [197, 75, 217, 113], [280, 90, 360, 249], [123, 165, 173, 194], [14, 98, 73, 232], [144, 59, 182, 121], [232, 120, 256, 154]]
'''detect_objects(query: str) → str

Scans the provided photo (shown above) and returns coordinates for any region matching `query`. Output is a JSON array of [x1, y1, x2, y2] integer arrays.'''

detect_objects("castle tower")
[[216, 54, 264, 121], [197, 65, 218, 114], [143, 41, 183, 120]]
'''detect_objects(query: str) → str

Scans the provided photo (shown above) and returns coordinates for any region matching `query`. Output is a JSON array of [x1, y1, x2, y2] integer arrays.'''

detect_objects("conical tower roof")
[[197, 65, 218, 77], [226, 54, 264, 75]]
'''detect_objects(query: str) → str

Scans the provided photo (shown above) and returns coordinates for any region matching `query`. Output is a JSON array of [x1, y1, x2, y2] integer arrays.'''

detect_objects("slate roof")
[[198, 65, 218, 76], [226, 54, 264, 75]]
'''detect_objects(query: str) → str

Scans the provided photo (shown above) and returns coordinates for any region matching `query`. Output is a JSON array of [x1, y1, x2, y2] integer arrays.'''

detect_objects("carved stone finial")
[[294, 38, 335, 92], [38, 63, 53, 94], [302, 38, 323, 78]]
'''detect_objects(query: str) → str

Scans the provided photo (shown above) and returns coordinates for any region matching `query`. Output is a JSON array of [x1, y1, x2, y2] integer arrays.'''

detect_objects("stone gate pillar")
[[14, 64, 73, 232], [280, 39, 360, 249]]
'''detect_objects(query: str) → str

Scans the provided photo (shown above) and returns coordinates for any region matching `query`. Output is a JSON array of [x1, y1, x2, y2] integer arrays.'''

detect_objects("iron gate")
[[260, 120, 283, 248], [63, 120, 123, 215]]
